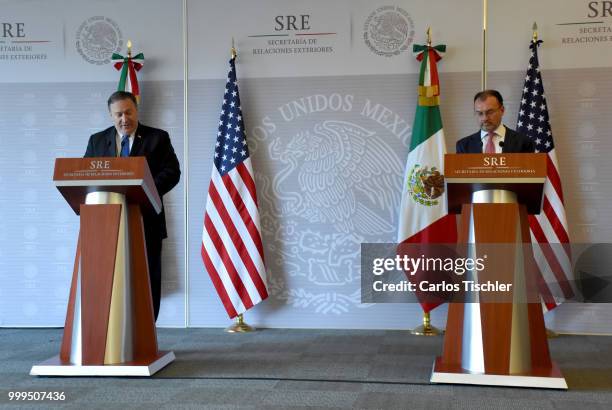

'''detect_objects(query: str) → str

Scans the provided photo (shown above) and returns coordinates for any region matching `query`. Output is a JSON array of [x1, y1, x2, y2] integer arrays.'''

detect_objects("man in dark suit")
[[84, 91, 181, 321], [456, 89, 535, 153]]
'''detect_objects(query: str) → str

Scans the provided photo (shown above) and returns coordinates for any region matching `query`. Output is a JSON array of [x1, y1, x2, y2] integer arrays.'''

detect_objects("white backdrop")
[[1, 0, 610, 333]]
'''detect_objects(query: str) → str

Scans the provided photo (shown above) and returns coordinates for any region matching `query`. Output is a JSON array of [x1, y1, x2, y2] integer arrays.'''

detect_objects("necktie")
[[120, 135, 130, 157], [484, 132, 496, 154]]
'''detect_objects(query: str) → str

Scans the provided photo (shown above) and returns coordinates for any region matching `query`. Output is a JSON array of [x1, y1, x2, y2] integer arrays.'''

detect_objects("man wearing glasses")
[[456, 89, 535, 153]]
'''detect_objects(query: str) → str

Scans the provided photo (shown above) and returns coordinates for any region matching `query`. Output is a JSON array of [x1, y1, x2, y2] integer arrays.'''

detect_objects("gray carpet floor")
[[1, 328, 612, 409]]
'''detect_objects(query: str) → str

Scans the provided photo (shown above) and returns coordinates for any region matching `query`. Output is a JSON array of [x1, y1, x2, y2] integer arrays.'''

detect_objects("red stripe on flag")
[[535, 269, 557, 310], [542, 197, 570, 245], [236, 163, 259, 207], [399, 215, 458, 313], [428, 49, 440, 89], [530, 250, 557, 311], [200, 240, 238, 318], [537, 242, 573, 300], [544, 302, 557, 311], [204, 205, 254, 309], [546, 155, 565, 204], [127, 59, 140, 96], [209, 182, 267, 300], [402, 214, 458, 244], [221, 173, 265, 260], [526, 238, 560, 311], [529, 216, 574, 298]]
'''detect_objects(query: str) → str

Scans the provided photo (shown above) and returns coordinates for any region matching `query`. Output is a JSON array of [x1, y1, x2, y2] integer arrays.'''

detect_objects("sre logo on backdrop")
[[2, 23, 25, 38], [274, 15, 311, 31], [587, 1, 612, 17]]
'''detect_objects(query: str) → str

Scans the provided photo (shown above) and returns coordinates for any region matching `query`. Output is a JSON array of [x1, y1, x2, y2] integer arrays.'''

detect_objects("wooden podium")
[[31, 157, 175, 376], [430, 153, 567, 389]]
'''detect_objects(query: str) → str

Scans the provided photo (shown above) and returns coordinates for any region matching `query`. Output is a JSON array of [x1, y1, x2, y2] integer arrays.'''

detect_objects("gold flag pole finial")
[[532, 22, 539, 43], [127, 40, 132, 58], [231, 37, 237, 59], [426, 27, 432, 46]]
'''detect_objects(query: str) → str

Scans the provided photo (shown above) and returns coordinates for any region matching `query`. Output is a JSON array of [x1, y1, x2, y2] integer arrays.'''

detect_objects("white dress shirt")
[[480, 124, 507, 153], [115, 132, 136, 156]]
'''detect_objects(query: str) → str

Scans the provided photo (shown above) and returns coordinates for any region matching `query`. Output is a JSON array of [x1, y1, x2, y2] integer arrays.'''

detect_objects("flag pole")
[[481, 0, 487, 90]]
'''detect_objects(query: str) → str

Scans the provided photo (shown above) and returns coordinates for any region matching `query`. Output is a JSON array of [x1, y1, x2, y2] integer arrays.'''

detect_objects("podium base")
[[30, 351, 175, 377], [430, 357, 567, 389]]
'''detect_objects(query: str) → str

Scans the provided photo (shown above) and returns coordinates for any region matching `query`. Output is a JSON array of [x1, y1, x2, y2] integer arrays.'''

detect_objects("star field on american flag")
[[516, 40, 553, 153], [214, 57, 250, 176]]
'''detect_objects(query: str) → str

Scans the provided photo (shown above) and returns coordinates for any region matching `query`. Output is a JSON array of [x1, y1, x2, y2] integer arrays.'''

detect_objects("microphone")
[[499, 141, 505, 148]]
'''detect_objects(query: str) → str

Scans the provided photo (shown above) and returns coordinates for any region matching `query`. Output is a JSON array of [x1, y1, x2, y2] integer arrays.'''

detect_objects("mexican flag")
[[397, 43, 457, 313], [112, 51, 144, 103]]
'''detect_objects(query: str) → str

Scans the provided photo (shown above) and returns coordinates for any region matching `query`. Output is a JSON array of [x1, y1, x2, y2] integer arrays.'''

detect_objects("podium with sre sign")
[[430, 153, 567, 389], [30, 157, 174, 377]]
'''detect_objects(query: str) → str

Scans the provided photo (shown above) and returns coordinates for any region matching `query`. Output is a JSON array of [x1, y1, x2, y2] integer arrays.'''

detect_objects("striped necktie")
[[484, 131, 496, 153]]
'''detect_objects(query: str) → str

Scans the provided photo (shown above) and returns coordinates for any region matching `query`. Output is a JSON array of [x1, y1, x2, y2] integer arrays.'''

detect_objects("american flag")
[[201, 55, 268, 319], [516, 40, 574, 310]]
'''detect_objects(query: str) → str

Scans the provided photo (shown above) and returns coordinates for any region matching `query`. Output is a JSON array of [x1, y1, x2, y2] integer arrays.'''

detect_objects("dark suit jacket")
[[84, 123, 181, 240], [456, 127, 535, 153]]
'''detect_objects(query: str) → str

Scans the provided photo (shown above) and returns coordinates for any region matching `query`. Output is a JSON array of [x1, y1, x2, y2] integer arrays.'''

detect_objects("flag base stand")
[[546, 328, 560, 338], [411, 311, 443, 336], [225, 314, 255, 333]]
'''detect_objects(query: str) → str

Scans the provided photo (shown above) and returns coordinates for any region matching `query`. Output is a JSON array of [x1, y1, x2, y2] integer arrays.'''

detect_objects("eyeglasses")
[[474, 108, 501, 118]]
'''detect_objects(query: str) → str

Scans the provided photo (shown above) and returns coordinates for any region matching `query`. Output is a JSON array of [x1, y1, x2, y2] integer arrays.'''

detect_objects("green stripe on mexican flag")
[[112, 52, 144, 103], [397, 44, 457, 313]]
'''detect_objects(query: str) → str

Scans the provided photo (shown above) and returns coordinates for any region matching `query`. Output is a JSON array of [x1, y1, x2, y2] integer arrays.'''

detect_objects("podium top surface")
[[445, 153, 547, 182], [53, 157, 161, 215], [444, 153, 547, 214]]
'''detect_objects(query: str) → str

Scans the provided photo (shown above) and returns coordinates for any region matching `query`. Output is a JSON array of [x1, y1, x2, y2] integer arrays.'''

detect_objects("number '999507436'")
[[8, 391, 65, 401]]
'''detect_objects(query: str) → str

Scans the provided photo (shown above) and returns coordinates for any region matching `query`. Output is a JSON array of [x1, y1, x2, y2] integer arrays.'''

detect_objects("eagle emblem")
[[407, 165, 445, 206]]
